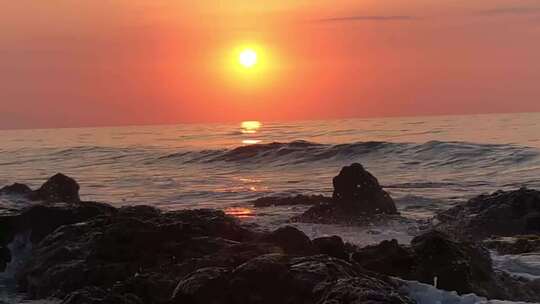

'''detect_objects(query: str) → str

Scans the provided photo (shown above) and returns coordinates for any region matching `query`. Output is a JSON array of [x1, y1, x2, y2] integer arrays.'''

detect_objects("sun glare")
[[239, 49, 258, 68]]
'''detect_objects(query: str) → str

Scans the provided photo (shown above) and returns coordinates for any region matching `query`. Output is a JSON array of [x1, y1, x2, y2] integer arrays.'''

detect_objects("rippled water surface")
[[1, 112, 539, 213], [1, 113, 540, 303]]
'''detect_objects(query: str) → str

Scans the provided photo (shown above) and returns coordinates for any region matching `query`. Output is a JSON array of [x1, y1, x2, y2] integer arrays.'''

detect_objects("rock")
[[409, 231, 494, 295], [312, 236, 348, 260], [31, 173, 81, 203], [251, 194, 332, 207], [0, 183, 32, 196], [352, 231, 540, 302], [61, 286, 143, 304], [260, 226, 314, 255], [229, 254, 293, 304], [483, 235, 540, 255], [435, 188, 540, 240], [171, 267, 230, 304], [332, 163, 397, 214], [1, 245, 11, 270], [316, 277, 414, 304], [352, 239, 415, 279], [293, 164, 398, 224]]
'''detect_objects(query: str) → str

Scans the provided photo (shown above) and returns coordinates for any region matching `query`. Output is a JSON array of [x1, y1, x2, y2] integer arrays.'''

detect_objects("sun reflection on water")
[[225, 207, 254, 219], [241, 121, 262, 145], [241, 121, 262, 134]]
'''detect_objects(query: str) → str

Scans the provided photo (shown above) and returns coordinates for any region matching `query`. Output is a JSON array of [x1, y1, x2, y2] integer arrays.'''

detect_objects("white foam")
[[402, 280, 534, 304], [491, 252, 540, 280]]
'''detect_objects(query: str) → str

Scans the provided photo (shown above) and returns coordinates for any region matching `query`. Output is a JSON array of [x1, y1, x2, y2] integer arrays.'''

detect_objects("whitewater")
[[1, 112, 540, 303]]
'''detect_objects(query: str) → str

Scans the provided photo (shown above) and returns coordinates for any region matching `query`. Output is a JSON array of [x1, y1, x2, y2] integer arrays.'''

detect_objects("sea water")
[[1, 112, 540, 303]]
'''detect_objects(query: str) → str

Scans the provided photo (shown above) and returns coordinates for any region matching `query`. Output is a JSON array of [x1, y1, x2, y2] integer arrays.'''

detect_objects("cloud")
[[314, 15, 417, 23], [478, 7, 540, 16]]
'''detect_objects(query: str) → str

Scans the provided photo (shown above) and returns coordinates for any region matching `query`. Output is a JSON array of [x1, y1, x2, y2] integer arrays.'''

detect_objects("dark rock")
[[435, 188, 540, 240], [1, 245, 11, 270], [352, 239, 415, 279], [293, 164, 398, 224], [260, 226, 314, 255], [312, 236, 348, 260], [31, 173, 81, 203], [61, 286, 143, 304], [229, 254, 294, 304], [316, 277, 414, 304], [352, 231, 540, 302], [410, 231, 494, 295], [483, 235, 540, 255], [0, 183, 32, 196], [251, 194, 332, 207], [332, 163, 397, 214], [171, 267, 231, 304]]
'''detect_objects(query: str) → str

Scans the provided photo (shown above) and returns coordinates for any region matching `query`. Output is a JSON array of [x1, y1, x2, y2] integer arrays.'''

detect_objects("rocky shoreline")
[[1, 165, 540, 303]]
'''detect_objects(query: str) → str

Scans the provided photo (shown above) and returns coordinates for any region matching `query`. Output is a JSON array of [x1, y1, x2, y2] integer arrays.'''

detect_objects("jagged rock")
[[435, 188, 540, 240], [293, 164, 397, 223], [0, 183, 32, 196], [260, 226, 314, 255], [251, 195, 332, 207], [31, 173, 81, 203], [312, 236, 348, 260]]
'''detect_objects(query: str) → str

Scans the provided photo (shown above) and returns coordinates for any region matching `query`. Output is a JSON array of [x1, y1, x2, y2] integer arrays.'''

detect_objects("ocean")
[[1, 112, 540, 303]]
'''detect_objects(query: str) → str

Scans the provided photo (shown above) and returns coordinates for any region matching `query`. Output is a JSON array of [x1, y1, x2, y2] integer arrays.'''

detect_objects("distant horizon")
[[1, 109, 538, 132]]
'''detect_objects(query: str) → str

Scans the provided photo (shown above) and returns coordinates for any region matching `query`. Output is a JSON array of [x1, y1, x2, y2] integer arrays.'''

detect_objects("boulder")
[[171, 267, 231, 304], [293, 164, 398, 224], [332, 163, 397, 214], [409, 231, 494, 295], [312, 236, 348, 260], [352, 239, 415, 279], [0, 183, 32, 196], [435, 188, 540, 240], [31, 173, 81, 203], [260, 226, 314, 255]]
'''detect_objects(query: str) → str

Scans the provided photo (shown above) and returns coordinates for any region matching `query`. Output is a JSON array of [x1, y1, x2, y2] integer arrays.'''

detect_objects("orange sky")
[[1, 0, 540, 129]]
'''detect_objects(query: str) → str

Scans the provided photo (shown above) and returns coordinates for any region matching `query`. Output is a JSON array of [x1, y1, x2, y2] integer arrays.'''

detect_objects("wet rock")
[[312, 236, 348, 260], [229, 254, 294, 304], [332, 163, 397, 214], [251, 194, 332, 207], [31, 173, 81, 203], [352, 230, 540, 302], [435, 188, 540, 240], [0, 183, 32, 196], [61, 286, 143, 304], [260, 226, 314, 255], [316, 277, 414, 304], [352, 239, 415, 279], [409, 231, 494, 295], [293, 164, 397, 224], [171, 267, 231, 304], [0, 245, 11, 270], [483, 235, 540, 255]]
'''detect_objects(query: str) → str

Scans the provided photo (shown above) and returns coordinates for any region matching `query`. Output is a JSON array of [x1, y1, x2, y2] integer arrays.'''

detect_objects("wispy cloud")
[[314, 15, 417, 23], [478, 7, 540, 16]]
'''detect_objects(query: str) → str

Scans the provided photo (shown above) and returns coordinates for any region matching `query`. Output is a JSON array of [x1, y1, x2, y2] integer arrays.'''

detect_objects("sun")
[[239, 49, 258, 68]]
